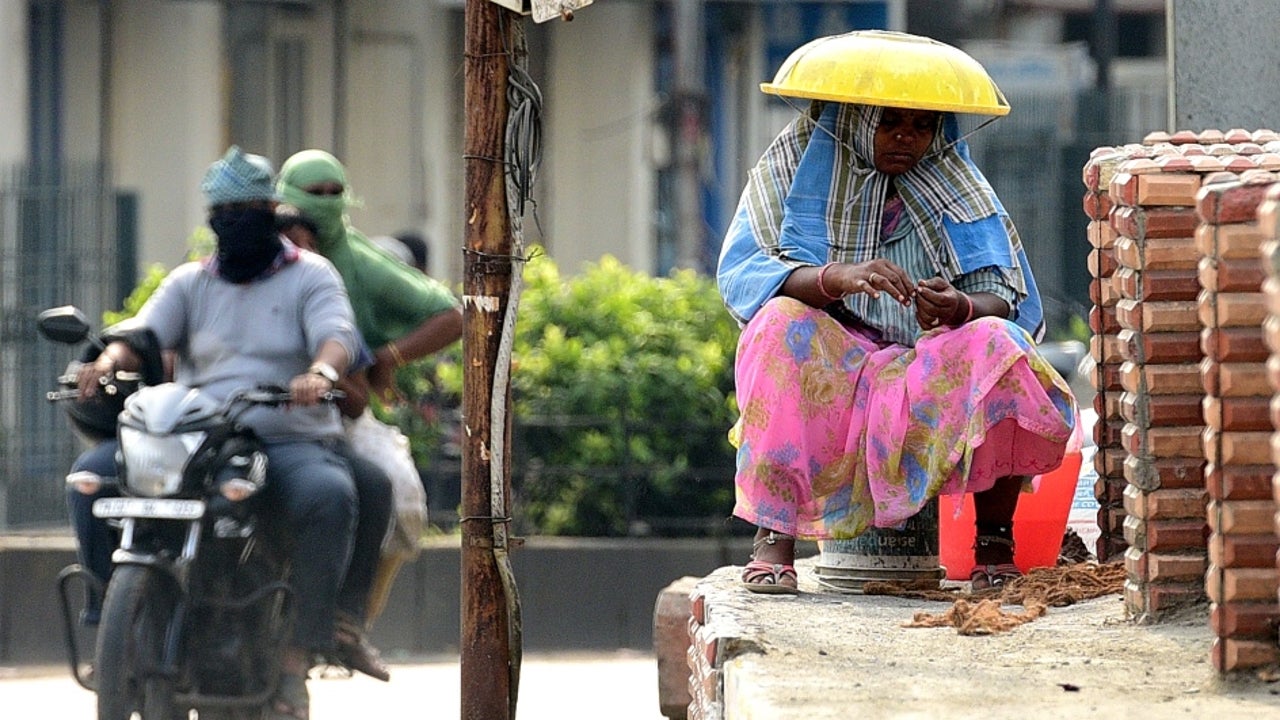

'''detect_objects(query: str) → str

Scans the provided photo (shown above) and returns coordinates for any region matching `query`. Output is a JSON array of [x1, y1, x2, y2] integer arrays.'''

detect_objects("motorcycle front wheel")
[[94, 564, 185, 720]]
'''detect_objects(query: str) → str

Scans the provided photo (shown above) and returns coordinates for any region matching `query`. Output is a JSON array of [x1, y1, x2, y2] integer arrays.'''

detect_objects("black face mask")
[[208, 206, 283, 283]]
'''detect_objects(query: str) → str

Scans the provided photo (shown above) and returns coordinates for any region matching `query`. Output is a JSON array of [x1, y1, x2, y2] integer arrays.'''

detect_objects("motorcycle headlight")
[[119, 426, 207, 497]]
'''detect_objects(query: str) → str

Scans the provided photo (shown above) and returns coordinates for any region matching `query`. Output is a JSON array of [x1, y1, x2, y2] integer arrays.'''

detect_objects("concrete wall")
[[63, 2, 105, 163], [0, 535, 751, 666], [416, 8, 466, 284], [0, 0, 27, 165], [1, 1, 678, 283], [1168, 0, 1280, 132], [542, 2, 655, 274], [343, 1, 464, 282], [109, 0, 223, 271], [281, 2, 338, 155]]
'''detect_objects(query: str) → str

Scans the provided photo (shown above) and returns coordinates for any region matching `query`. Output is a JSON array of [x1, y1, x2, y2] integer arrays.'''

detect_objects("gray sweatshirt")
[[135, 252, 360, 442]]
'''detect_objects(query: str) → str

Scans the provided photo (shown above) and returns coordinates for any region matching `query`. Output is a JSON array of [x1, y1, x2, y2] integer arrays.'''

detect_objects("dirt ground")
[[699, 559, 1280, 719]]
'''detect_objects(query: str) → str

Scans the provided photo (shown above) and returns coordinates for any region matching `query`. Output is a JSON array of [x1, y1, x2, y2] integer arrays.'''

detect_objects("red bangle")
[[816, 263, 840, 302]]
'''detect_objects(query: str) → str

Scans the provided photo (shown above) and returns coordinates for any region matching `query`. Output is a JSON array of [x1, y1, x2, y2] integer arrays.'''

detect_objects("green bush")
[[375, 347, 462, 470], [103, 263, 169, 327], [507, 253, 740, 536]]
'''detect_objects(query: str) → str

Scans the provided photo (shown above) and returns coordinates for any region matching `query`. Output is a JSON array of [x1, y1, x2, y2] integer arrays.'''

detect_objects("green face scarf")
[[276, 149, 353, 252], [274, 148, 455, 350]]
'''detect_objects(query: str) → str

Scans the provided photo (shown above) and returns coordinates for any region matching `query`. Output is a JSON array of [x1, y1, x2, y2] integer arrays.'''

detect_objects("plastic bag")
[[344, 409, 426, 559]]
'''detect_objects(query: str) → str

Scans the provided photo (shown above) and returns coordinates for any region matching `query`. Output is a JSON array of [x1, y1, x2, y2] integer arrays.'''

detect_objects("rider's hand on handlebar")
[[76, 355, 116, 399], [288, 372, 333, 407]]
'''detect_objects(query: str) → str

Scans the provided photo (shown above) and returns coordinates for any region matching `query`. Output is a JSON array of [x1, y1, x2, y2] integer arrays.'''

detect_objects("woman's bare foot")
[[751, 528, 796, 565]]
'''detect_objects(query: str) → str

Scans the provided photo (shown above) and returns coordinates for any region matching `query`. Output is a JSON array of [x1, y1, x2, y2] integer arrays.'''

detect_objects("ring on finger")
[[868, 272, 881, 284]]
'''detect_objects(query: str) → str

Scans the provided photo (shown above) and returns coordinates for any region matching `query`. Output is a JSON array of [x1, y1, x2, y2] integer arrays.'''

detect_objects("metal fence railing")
[[0, 163, 118, 529], [506, 414, 738, 538], [963, 86, 1169, 336]]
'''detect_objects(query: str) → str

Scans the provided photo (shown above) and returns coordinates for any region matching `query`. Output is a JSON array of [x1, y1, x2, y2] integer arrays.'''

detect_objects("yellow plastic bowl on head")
[[760, 30, 1010, 116]]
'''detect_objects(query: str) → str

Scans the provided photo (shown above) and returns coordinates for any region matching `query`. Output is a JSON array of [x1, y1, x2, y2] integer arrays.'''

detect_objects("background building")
[[0, 0, 1164, 528]]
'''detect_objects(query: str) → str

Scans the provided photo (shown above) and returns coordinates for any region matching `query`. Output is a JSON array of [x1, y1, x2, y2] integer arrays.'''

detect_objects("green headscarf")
[[277, 150, 459, 351]]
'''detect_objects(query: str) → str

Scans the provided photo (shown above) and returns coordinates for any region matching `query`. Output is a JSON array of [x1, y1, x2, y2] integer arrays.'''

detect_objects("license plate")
[[93, 497, 206, 520]]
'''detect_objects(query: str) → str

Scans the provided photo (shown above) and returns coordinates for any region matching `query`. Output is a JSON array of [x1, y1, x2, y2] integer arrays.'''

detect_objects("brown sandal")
[[334, 611, 391, 682], [969, 563, 1021, 591], [741, 531, 799, 594], [741, 560, 799, 594], [970, 532, 1019, 591]]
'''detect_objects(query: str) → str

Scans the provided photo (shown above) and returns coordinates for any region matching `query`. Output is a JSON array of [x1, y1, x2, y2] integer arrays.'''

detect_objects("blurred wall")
[[542, 2, 655, 274], [1168, 0, 1280, 132], [0, 1, 27, 164], [344, 1, 464, 283], [109, 0, 222, 270]]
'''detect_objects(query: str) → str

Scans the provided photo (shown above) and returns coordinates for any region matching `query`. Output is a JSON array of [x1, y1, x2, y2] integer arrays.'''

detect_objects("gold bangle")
[[386, 343, 406, 368]]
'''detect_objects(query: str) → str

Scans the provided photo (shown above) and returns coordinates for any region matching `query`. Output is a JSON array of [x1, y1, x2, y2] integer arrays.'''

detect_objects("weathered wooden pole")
[[462, 1, 517, 719]]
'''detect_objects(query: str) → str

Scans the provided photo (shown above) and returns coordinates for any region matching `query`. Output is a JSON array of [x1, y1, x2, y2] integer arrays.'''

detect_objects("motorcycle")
[[40, 305, 142, 683], [40, 306, 340, 720]]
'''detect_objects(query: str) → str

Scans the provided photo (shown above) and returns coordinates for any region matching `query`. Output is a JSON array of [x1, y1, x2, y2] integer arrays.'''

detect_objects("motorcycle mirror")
[[37, 306, 92, 344]]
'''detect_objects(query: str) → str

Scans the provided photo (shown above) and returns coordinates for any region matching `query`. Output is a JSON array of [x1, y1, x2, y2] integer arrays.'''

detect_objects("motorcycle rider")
[[275, 149, 463, 401], [276, 150, 463, 666], [78, 146, 366, 720], [70, 196, 393, 687]]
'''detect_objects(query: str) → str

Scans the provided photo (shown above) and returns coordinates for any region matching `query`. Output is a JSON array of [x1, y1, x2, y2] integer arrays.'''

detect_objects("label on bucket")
[[819, 499, 939, 571], [1066, 445, 1100, 556]]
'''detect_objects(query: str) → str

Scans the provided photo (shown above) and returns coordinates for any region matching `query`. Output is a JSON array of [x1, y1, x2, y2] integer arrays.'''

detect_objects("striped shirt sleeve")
[[954, 266, 1018, 306]]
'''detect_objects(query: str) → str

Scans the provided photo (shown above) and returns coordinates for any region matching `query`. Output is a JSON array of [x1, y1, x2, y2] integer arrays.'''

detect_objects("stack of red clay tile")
[[1196, 170, 1280, 672], [1108, 145, 1208, 621], [1082, 148, 1133, 564], [1266, 186, 1280, 667], [1089, 129, 1280, 622]]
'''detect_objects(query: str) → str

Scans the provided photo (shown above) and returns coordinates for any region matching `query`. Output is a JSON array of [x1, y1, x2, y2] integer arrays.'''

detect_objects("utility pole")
[[1090, 0, 1117, 139], [462, 1, 517, 719], [1091, 0, 1116, 93], [672, 0, 706, 272]]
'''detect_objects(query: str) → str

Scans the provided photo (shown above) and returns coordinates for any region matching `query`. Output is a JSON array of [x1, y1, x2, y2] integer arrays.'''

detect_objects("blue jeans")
[[66, 438, 387, 653], [258, 440, 357, 651], [66, 441, 120, 624], [333, 444, 392, 622]]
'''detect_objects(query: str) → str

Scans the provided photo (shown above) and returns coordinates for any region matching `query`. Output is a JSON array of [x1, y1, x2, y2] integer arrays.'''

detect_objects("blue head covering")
[[718, 102, 1045, 342], [200, 146, 279, 208]]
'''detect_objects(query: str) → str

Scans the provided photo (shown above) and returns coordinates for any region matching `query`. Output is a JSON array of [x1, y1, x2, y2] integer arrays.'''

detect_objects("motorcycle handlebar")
[[47, 384, 344, 405], [232, 387, 347, 406], [47, 371, 143, 402]]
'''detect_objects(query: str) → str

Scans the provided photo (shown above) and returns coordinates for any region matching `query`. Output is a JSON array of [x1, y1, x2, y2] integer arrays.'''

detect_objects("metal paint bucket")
[[814, 498, 945, 593]]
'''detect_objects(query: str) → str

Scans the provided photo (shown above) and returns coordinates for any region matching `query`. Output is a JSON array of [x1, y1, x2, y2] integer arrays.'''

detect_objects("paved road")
[[0, 650, 667, 719]]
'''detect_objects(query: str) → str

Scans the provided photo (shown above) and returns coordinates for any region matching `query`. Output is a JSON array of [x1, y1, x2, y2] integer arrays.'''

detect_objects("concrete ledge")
[[680, 560, 1280, 720], [0, 532, 751, 666]]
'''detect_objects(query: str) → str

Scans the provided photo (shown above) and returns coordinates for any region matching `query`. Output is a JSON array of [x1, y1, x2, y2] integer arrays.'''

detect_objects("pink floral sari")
[[732, 297, 1075, 540]]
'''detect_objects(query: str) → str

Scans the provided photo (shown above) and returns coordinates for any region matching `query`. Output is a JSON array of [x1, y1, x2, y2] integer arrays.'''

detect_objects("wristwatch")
[[308, 361, 340, 385]]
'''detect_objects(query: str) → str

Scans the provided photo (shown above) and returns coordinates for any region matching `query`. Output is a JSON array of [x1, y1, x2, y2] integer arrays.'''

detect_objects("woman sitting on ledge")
[[716, 99, 1076, 594]]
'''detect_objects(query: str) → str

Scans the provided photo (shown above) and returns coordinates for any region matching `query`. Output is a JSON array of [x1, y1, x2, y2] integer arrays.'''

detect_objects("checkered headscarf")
[[719, 101, 1044, 340], [201, 146, 278, 207]]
